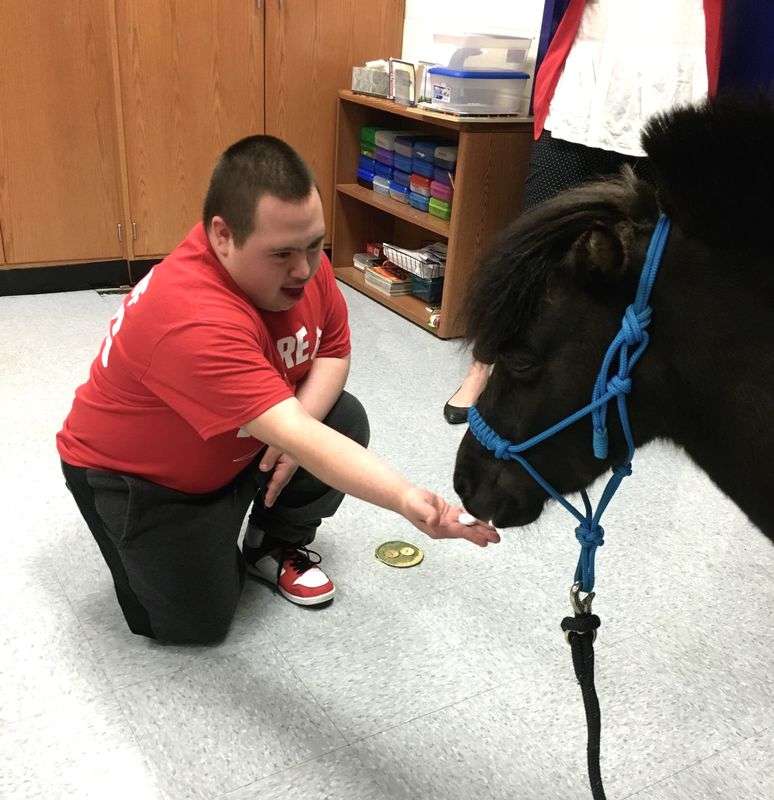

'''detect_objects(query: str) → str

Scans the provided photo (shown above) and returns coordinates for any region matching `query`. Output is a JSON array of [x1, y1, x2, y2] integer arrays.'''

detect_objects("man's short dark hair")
[[203, 135, 315, 246]]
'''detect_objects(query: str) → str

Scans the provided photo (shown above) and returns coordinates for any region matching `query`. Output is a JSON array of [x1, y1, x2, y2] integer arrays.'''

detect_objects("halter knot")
[[607, 375, 632, 395], [621, 305, 650, 346], [613, 462, 633, 478], [575, 522, 605, 548]]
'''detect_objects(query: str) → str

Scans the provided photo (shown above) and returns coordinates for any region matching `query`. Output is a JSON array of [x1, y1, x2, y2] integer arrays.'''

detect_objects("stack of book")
[[364, 262, 413, 296]]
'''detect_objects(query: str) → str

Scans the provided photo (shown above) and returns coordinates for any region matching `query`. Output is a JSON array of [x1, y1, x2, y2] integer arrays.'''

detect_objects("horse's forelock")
[[465, 173, 658, 361]]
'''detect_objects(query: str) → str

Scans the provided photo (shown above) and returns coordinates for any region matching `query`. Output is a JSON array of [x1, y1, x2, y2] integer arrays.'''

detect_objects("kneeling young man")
[[57, 136, 497, 644]]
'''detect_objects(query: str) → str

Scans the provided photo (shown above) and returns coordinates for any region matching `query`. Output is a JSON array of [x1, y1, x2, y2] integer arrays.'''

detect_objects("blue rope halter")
[[468, 215, 671, 593]]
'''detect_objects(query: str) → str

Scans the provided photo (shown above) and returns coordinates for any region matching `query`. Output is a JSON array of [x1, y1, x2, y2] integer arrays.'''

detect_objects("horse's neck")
[[654, 256, 774, 538]]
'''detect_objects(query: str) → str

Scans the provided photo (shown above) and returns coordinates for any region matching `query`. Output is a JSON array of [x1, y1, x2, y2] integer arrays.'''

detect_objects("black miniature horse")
[[454, 97, 774, 543]]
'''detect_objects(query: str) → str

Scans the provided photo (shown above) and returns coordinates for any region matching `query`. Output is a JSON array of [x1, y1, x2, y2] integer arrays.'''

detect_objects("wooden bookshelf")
[[331, 90, 533, 339]]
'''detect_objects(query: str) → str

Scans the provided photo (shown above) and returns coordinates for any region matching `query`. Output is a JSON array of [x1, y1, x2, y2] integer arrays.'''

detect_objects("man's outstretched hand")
[[401, 487, 499, 547]]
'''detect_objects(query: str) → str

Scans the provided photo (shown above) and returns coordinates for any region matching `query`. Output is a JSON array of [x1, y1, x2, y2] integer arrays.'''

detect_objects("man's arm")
[[294, 355, 350, 421], [257, 355, 349, 505], [245, 398, 499, 547]]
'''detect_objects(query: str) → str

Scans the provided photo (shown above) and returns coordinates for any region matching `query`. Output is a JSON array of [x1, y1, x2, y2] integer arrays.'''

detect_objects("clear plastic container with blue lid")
[[394, 153, 413, 174], [409, 191, 430, 212], [389, 181, 410, 204], [372, 175, 391, 196], [392, 169, 411, 188], [373, 161, 393, 180], [427, 67, 530, 115], [412, 158, 434, 179]]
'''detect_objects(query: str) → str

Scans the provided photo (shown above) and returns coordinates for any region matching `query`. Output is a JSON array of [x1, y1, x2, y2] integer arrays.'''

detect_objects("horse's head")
[[455, 94, 774, 535], [454, 168, 669, 527]]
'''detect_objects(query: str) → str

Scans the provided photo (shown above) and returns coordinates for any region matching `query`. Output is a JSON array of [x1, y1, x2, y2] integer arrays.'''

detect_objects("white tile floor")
[[1, 285, 772, 800]]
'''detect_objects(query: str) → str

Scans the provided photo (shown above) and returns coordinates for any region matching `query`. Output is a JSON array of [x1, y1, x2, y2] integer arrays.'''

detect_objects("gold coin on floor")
[[375, 540, 424, 568]]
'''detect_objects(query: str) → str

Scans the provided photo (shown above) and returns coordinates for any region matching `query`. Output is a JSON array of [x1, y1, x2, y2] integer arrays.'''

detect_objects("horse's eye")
[[501, 353, 539, 376]]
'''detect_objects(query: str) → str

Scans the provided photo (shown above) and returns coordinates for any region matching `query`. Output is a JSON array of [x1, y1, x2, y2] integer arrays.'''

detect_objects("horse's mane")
[[641, 95, 774, 254], [465, 172, 658, 361]]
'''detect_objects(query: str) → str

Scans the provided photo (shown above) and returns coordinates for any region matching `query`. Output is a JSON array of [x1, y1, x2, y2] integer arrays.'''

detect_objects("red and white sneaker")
[[244, 545, 335, 606]]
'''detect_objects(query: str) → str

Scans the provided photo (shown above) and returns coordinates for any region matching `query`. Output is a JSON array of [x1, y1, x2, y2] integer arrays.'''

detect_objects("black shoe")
[[443, 388, 470, 425]]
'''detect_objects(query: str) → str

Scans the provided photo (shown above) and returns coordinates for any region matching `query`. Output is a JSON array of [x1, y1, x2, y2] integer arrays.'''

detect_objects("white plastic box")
[[427, 67, 529, 116]]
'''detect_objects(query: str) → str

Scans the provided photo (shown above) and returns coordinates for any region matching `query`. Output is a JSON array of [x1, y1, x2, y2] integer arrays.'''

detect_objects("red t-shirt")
[[57, 223, 351, 493]]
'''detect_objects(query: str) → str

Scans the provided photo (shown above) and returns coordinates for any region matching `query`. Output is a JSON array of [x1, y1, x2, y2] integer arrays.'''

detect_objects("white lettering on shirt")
[[311, 327, 323, 359], [100, 268, 155, 369], [276, 325, 320, 369], [276, 336, 296, 369], [295, 326, 310, 365]]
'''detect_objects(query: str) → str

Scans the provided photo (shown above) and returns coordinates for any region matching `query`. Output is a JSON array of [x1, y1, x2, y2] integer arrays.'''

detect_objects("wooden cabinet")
[[332, 92, 532, 339], [0, 1, 405, 275], [265, 0, 404, 239], [0, 1, 125, 265], [115, 0, 265, 257]]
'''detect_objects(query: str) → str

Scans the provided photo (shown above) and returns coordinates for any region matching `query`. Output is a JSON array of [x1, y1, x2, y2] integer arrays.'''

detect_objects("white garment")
[[544, 0, 708, 156]]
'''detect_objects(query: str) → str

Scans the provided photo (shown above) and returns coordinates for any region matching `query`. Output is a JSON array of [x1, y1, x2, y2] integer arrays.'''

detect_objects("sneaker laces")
[[277, 546, 322, 587]]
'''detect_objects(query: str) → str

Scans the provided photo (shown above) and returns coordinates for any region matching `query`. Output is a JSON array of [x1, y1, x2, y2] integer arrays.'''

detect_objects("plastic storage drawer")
[[430, 180, 453, 203], [434, 145, 458, 171], [394, 153, 413, 173], [358, 155, 376, 173], [373, 161, 393, 180], [411, 274, 444, 303], [374, 146, 394, 167], [394, 135, 415, 158], [392, 169, 411, 188], [389, 181, 410, 204], [357, 167, 374, 189], [409, 174, 431, 197], [408, 191, 430, 212], [428, 196, 451, 220], [412, 158, 434, 179], [372, 175, 391, 195]]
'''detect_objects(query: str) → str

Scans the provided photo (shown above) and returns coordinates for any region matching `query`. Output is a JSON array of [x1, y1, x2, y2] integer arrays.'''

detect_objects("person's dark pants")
[[61, 391, 369, 645], [521, 130, 654, 211]]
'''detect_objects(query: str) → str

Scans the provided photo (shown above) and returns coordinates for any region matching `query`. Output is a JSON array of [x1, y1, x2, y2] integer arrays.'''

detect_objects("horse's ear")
[[567, 222, 634, 283]]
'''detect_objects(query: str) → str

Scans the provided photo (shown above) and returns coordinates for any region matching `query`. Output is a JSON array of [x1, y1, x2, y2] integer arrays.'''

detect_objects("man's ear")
[[567, 221, 634, 283], [208, 215, 235, 259]]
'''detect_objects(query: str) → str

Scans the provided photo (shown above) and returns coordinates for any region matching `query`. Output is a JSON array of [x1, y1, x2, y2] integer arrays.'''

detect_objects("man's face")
[[209, 190, 326, 311]]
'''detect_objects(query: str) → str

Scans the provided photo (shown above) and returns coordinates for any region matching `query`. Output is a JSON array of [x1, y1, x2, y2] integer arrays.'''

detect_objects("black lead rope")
[[561, 584, 606, 800]]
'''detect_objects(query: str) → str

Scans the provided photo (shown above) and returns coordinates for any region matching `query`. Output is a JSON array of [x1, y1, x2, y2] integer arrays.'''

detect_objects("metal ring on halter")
[[565, 582, 597, 644]]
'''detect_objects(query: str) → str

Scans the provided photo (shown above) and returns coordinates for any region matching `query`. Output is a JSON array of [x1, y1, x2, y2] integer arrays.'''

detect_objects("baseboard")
[[0, 258, 163, 296]]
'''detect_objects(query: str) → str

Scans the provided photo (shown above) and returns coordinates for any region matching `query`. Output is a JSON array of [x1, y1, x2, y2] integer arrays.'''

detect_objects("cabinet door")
[[266, 0, 405, 239], [0, 1, 125, 265], [115, 1, 264, 257]]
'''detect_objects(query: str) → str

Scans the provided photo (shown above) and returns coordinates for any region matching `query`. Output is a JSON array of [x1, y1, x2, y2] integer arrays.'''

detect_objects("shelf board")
[[339, 90, 533, 132], [336, 183, 449, 237], [334, 266, 439, 335]]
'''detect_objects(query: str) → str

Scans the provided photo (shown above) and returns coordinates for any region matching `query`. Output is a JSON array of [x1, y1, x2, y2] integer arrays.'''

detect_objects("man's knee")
[[152, 613, 234, 645], [326, 391, 370, 448]]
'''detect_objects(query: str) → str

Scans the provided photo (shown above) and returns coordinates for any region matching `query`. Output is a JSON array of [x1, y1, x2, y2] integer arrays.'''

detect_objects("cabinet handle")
[[132, 222, 138, 240], [256, 0, 262, 8], [117, 223, 123, 242]]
